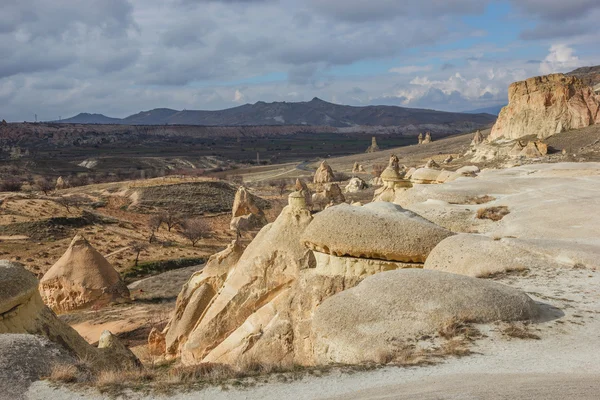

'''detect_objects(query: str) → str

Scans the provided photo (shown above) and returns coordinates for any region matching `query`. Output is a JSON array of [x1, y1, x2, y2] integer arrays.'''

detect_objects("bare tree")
[[128, 241, 149, 267], [147, 214, 163, 243], [161, 209, 182, 232], [35, 176, 55, 195], [181, 217, 210, 247], [55, 195, 86, 213]]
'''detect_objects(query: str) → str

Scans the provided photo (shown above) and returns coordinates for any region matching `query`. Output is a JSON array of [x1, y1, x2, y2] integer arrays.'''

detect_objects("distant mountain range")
[[462, 105, 506, 116], [55, 97, 496, 128]]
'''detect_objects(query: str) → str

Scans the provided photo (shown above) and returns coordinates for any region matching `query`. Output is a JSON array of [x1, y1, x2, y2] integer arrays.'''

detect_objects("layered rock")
[[294, 178, 312, 207], [313, 161, 335, 184], [410, 167, 460, 185], [230, 186, 268, 232], [301, 202, 453, 263], [312, 269, 539, 364], [170, 192, 315, 365], [161, 193, 441, 367], [0, 261, 138, 369], [490, 73, 600, 141], [39, 235, 130, 313], [162, 239, 244, 356]]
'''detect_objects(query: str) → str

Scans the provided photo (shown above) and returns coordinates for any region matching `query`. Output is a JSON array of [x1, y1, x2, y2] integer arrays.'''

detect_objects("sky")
[[1, 0, 599, 122]]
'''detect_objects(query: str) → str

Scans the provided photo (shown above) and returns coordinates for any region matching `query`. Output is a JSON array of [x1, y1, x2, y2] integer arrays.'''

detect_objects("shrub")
[[0, 177, 23, 192], [476, 206, 510, 221], [181, 217, 210, 246]]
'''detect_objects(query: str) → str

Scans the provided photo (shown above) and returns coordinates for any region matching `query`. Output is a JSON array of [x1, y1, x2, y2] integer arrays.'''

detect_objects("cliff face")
[[490, 74, 600, 140]]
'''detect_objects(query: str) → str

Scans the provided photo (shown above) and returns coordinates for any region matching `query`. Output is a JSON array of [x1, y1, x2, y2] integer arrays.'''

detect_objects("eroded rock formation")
[[39, 235, 130, 313], [313, 161, 335, 184], [301, 202, 453, 263], [161, 194, 453, 367], [312, 269, 539, 364], [373, 154, 411, 201], [365, 136, 380, 153], [490, 73, 600, 141], [344, 177, 367, 193], [472, 129, 484, 145], [312, 183, 345, 210], [230, 186, 268, 232], [0, 261, 138, 369]]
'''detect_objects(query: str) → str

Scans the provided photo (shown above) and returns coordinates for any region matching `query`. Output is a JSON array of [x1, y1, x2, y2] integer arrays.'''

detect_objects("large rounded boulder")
[[424, 234, 545, 277], [312, 269, 539, 364], [301, 202, 453, 263]]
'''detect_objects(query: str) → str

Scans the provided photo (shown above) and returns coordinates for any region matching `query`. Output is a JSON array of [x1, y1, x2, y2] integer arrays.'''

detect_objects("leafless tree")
[[128, 241, 149, 266], [160, 209, 182, 232], [147, 214, 163, 242], [181, 217, 210, 247], [36, 177, 55, 195], [55, 195, 86, 213]]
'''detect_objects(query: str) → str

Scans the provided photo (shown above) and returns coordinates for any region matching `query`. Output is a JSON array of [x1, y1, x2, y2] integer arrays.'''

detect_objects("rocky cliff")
[[489, 73, 600, 140]]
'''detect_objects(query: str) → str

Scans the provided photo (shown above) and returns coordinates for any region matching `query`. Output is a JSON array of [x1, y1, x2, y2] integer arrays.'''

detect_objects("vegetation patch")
[[0, 211, 116, 241], [476, 206, 510, 221], [123, 257, 206, 281]]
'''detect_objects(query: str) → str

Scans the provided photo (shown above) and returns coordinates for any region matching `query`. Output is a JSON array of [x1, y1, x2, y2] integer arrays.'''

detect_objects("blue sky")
[[0, 0, 598, 121]]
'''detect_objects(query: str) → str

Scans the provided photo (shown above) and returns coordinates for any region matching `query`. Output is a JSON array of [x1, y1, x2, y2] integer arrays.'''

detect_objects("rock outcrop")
[[472, 129, 484, 145], [424, 234, 544, 277], [162, 239, 244, 356], [373, 154, 411, 201], [422, 132, 432, 144], [0, 334, 77, 399], [301, 202, 453, 263], [352, 162, 365, 173], [295, 178, 312, 207], [168, 192, 316, 365], [230, 186, 268, 232], [312, 269, 539, 364], [162, 193, 434, 367], [0, 261, 138, 369], [418, 133, 423, 144], [55, 176, 66, 190], [312, 183, 345, 210], [365, 136, 380, 153], [313, 161, 335, 184], [490, 73, 600, 141], [344, 177, 367, 193], [39, 235, 130, 313]]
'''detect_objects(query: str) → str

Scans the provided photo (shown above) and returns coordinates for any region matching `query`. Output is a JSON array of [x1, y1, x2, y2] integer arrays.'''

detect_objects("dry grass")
[[440, 339, 472, 357], [465, 195, 496, 205], [48, 364, 79, 384], [438, 317, 481, 340], [476, 206, 510, 221], [501, 323, 541, 340]]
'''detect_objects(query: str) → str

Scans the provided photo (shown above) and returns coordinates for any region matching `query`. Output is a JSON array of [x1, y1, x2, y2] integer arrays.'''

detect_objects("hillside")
[[57, 97, 496, 128], [567, 65, 600, 87]]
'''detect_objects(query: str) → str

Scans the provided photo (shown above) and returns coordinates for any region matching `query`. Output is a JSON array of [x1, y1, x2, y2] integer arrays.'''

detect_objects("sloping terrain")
[[58, 98, 496, 128]]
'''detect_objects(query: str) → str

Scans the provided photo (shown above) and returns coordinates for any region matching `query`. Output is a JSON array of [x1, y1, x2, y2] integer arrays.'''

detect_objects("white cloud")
[[233, 89, 245, 103], [539, 44, 581, 74], [389, 65, 433, 74]]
